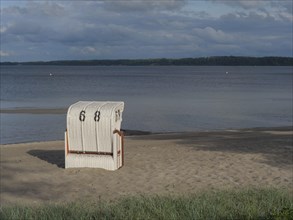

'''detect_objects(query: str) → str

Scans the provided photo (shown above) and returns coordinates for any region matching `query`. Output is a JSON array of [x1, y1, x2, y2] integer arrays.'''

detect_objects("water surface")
[[1, 65, 292, 144]]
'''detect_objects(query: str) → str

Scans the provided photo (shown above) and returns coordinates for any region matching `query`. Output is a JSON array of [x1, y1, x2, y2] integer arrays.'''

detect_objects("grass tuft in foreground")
[[1, 188, 292, 220]]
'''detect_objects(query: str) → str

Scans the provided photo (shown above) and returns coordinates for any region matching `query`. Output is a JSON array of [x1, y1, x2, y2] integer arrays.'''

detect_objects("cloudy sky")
[[0, 0, 292, 62]]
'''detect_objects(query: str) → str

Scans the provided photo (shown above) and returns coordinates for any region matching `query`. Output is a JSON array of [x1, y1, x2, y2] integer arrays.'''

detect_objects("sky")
[[0, 0, 292, 62]]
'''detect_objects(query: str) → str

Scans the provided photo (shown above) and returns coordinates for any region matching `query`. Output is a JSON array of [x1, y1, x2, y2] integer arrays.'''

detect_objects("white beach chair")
[[65, 101, 124, 170]]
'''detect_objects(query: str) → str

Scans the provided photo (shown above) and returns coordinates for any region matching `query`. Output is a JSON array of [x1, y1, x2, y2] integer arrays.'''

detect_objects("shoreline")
[[1, 107, 292, 144], [0, 108, 67, 114], [1, 126, 292, 205], [0, 126, 292, 146]]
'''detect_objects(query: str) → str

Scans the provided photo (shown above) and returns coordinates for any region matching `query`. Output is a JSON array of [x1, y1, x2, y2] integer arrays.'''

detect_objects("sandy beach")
[[1, 126, 292, 206]]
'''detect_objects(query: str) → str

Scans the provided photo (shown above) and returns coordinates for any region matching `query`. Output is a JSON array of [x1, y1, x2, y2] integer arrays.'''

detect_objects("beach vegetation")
[[1, 188, 292, 220]]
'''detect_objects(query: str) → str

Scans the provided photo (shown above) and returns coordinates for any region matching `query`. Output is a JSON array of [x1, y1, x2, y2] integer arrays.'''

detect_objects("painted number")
[[79, 110, 86, 121], [115, 110, 121, 122], [94, 111, 101, 122]]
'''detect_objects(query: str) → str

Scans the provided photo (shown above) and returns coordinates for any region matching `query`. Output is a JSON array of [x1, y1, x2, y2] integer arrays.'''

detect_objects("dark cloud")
[[208, 0, 267, 9], [102, 0, 187, 12], [0, 0, 292, 61], [209, 0, 292, 12]]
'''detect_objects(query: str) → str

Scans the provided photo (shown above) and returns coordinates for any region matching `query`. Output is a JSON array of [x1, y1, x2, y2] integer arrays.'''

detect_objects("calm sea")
[[0, 65, 292, 144]]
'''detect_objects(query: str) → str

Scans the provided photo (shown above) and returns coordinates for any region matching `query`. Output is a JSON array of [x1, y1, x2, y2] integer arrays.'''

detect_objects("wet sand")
[[0, 127, 292, 206], [0, 108, 67, 114]]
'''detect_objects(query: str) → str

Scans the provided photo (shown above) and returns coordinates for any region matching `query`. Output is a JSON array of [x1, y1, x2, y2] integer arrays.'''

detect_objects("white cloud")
[[0, 26, 7, 33], [0, 50, 12, 57], [193, 27, 235, 44], [80, 46, 97, 54], [70, 46, 108, 57]]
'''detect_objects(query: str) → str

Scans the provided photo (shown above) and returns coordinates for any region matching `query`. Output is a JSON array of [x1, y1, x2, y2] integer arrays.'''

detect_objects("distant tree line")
[[1, 56, 292, 66]]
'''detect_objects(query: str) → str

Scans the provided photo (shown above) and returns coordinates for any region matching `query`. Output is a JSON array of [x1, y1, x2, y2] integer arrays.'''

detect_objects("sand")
[[0, 127, 292, 206]]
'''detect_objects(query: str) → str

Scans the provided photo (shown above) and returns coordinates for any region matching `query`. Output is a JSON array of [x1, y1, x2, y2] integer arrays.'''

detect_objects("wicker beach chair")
[[65, 101, 124, 170]]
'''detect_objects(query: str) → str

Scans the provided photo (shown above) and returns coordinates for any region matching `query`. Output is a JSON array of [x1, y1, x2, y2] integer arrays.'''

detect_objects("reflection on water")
[[0, 65, 292, 144]]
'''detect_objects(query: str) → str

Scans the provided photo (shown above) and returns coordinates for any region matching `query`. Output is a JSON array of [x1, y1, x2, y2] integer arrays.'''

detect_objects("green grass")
[[1, 188, 292, 220]]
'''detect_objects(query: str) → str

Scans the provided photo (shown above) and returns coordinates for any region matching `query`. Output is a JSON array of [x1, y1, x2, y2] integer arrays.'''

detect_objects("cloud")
[[209, 0, 292, 20], [0, 26, 8, 33], [0, 0, 292, 61], [102, 0, 187, 12], [208, 0, 291, 11], [70, 46, 99, 55], [0, 50, 13, 57], [193, 27, 235, 44], [209, 0, 267, 9]]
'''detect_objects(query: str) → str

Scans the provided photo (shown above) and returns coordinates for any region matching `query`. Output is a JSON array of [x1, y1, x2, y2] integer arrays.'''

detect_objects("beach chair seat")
[[65, 101, 124, 170]]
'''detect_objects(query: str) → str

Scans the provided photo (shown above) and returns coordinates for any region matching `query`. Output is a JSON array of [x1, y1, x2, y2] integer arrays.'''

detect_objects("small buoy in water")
[[50, 73, 53, 76], [225, 71, 229, 74]]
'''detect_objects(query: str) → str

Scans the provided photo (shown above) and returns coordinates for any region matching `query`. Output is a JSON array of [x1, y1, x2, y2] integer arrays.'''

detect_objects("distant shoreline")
[[1, 56, 293, 66]]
